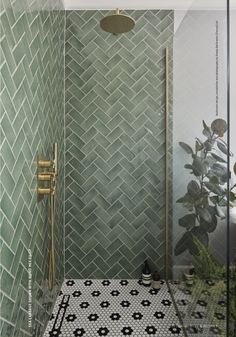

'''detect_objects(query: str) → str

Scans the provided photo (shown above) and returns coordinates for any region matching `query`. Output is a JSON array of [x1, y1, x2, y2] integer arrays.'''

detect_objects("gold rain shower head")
[[100, 8, 135, 34]]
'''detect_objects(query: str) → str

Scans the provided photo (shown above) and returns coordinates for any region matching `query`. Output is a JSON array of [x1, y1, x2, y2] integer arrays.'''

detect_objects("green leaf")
[[174, 232, 191, 256], [202, 120, 212, 138], [200, 217, 217, 233], [179, 142, 193, 154], [208, 175, 220, 184], [195, 139, 204, 152], [176, 194, 192, 203], [210, 196, 219, 205], [234, 163, 236, 175], [211, 118, 227, 137], [195, 194, 209, 208], [204, 182, 225, 196], [204, 155, 216, 167], [192, 237, 224, 279], [187, 180, 201, 198], [230, 191, 236, 202], [215, 204, 226, 219], [192, 156, 207, 176], [196, 207, 212, 223], [217, 141, 228, 155], [189, 227, 209, 254], [219, 198, 228, 207], [203, 139, 213, 151], [178, 214, 196, 229], [211, 152, 227, 163], [199, 206, 218, 232], [211, 163, 227, 177], [184, 164, 193, 170]]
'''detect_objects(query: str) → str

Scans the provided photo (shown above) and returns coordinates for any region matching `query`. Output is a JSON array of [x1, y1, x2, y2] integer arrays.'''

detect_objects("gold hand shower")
[[37, 143, 58, 290]]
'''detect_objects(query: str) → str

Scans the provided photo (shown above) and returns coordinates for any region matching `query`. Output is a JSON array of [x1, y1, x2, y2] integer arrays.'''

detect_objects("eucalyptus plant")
[[175, 118, 231, 256]]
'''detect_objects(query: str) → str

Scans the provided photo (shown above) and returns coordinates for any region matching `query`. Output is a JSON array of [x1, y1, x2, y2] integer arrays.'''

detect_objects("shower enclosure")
[[171, 2, 234, 336], [0, 0, 234, 337]]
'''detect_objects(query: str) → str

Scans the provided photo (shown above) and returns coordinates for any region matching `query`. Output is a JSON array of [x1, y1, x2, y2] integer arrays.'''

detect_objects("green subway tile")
[[2, 2, 64, 334], [106, 151, 123, 167], [93, 256, 109, 273], [107, 200, 123, 216], [118, 245, 135, 261], [107, 139, 122, 155], [107, 263, 121, 278], [119, 194, 136, 211], [1, 268, 14, 296], [117, 269, 131, 279], [1, 166, 15, 195], [82, 250, 97, 266], [0, 320, 15, 337], [1, 244, 14, 269], [119, 257, 133, 273], [80, 263, 96, 278], [1, 217, 14, 246], [94, 244, 109, 260], [107, 163, 122, 180], [93, 120, 110, 137], [95, 170, 110, 185], [106, 226, 121, 241], [1, 192, 14, 222], [65, 9, 173, 278], [108, 213, 123, 228], [95, 194, 111, 211]]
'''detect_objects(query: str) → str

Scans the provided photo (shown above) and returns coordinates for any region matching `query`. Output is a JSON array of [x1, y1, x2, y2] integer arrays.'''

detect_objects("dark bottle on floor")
[[142, 260, 151, 286], [152, 271, 161, 289]]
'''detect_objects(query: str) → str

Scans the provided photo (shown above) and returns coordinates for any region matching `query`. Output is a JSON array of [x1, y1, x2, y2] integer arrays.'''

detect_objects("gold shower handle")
[[38, 159, 53, 168], [38, 173, 52, 181], [38, 143, 58, 173], [37, 143, 58, 198], [38, 188, 51, 195], [37, 185, 56, 195]]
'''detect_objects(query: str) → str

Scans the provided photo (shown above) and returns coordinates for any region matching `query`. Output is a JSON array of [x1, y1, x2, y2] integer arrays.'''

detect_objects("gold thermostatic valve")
[[37, 143, 58, 199], [37, 143, 58, 290]]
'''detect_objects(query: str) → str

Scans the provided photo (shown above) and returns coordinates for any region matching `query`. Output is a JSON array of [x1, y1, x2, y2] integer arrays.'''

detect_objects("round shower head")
[[100, 8, 135, 34]]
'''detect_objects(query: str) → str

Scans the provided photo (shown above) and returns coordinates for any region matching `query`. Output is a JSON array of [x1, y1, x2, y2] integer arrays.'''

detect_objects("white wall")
[[172, 10, 229, 275]]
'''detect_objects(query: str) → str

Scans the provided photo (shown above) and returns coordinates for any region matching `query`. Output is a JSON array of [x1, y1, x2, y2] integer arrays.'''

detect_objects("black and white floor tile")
[[44, 279, 184, 337], [169, 280, 227, 337]]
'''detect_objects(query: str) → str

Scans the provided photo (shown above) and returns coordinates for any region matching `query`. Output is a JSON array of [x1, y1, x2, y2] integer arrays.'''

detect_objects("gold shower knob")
[[38, 173, 51, 181], [38, 159, 53, 168], [37, 188, 51, 195]]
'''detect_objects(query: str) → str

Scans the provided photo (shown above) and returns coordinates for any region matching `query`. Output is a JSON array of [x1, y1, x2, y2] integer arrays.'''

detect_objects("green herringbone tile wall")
[[0, 1, 64, 337], [65, 10, 173, 279]]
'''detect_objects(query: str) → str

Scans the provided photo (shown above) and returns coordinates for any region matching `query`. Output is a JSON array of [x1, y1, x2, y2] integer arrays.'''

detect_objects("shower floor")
[[44, 279, 184, 337], [169, 280, 227, 337]]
